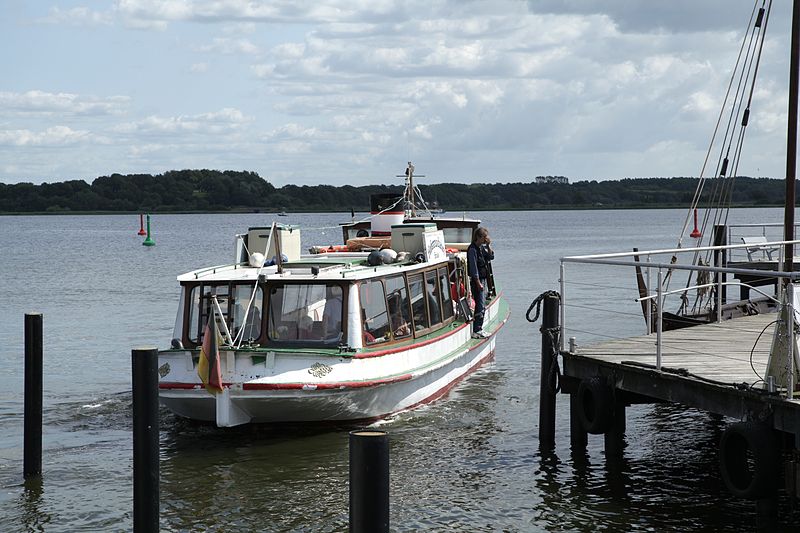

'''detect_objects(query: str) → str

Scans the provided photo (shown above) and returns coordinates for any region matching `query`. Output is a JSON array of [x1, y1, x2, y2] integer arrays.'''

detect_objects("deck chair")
[[741, 235, 778, 261]]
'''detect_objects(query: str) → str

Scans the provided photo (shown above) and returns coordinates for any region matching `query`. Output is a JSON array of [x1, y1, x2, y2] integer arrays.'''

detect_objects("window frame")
[[181, 281, 267, 348], [265, 281, 348, 347]]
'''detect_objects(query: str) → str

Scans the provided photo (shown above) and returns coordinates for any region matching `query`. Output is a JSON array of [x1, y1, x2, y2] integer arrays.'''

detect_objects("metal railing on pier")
[[559, 239, 800, 398]]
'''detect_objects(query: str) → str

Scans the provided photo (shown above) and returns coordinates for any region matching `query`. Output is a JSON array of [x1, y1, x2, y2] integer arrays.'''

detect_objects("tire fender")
[[576, 376, 614, 434], [719, 421, 780, 500]]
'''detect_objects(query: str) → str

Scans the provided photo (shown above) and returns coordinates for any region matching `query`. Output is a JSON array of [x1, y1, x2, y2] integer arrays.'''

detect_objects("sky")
[[0, 0, 796, 186]]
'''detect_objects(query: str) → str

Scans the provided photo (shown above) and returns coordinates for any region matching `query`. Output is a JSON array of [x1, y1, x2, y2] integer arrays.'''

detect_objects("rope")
[[526, 290, 560, 323], [527, 290, 562, 394]]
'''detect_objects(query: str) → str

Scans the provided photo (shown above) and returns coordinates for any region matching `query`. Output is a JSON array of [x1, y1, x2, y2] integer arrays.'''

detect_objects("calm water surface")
[[1, 208, 798, 531]]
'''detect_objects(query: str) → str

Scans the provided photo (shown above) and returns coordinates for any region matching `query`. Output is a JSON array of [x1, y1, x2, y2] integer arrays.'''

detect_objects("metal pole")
[[539, 293, 559, 449], [656, 269, 663, 371], [559, 262, 566, 352], [784, 0, 800, 274], [789, 285, 796, 401], [349, 430, 389, 533], [24, 313, 43, 479], [132, 347, 159, 533], [646, 255, 652, 334]]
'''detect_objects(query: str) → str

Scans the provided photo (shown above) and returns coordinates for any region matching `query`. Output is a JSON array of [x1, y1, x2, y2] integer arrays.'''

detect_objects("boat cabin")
[[171, 222, 475, 352]]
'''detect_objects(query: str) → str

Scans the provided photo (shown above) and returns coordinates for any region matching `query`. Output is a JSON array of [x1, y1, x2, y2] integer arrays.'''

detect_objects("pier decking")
[[560, 311, 800, 443]]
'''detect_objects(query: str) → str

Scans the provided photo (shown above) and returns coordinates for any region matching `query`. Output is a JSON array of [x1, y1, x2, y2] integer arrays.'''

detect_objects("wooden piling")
[[349, 430, 389, 533], [604, 400, 626, 459], [24, 313, 43, 479], [538, 293, 560, 449], [569, 393, 587, 451], [132, 347, 159, 533]]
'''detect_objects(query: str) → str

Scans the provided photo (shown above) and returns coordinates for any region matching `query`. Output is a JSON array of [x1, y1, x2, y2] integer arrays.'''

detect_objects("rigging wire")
[[670, 0, 772, 316]]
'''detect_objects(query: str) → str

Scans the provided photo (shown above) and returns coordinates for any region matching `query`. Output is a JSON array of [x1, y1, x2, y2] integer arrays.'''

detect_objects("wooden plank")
[[575, 313, 778, 384]]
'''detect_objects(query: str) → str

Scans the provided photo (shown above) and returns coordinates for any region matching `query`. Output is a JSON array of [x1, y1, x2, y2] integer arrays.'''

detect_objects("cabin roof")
[[178, 253, 453, 283]]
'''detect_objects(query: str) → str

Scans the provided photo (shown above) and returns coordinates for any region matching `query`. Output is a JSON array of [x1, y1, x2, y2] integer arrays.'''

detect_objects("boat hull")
[[159, 295, 509, 426]]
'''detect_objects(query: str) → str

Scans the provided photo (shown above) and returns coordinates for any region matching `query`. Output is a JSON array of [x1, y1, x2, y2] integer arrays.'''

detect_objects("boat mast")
[[785, 0, 800, 273], [398, 162, 426, 217]]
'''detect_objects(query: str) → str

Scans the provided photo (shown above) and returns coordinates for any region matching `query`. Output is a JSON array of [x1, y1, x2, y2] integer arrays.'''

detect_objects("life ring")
[[576, 376, 614, 434], [719, 421, 779, 500]]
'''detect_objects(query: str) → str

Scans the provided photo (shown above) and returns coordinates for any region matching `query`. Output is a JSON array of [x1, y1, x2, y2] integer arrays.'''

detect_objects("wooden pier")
[[536, 291, 800, 523], [562, 312, 800, 433]]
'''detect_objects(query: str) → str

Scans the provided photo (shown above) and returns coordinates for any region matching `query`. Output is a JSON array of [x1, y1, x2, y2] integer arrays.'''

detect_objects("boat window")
[[268, 283, 343, 343], [385, 275, 412, 340], [442, 227, 473, 244], [231, 285, 263, 342], [408, 274, 429, 331], [188, 284, 231, 344], [425, 270, 443, 327], [438, 267, 454, 321], [172, 288, 186, 346], [359, 280, 390, 345], [186, 283, 263, 345]]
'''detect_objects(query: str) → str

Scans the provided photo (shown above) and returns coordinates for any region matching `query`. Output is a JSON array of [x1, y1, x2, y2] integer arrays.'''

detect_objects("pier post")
[[24, 313, 43, 479], [712, 224, 727, 304], [132, 347, 159, 533], [349, 430, 389, 533], [603, 399, 626, 459], [539, 293, 560, 450], [569, 393, 587, 451]]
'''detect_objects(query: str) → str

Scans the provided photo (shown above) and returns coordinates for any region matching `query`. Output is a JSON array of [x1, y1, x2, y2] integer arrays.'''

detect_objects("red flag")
[[198, 315, 223, 394]]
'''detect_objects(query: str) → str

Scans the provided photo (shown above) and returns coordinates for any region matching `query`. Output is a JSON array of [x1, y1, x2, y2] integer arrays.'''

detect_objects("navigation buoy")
[[690, 208, 702, 238], [142, 214, 156, 246], [137, 214, 147, 236]]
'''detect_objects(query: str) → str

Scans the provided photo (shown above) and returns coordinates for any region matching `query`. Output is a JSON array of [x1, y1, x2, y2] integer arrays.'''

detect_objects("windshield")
[[268, 283, 343, 343]]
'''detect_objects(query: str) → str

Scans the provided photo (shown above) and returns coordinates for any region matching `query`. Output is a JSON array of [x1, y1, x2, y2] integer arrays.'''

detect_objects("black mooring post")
[[712, 224, 727, 304], [132, 347, 159, 533], [538, 293, 559, 449], [349, 430, 389, 533], [23, 313, 43, 480]]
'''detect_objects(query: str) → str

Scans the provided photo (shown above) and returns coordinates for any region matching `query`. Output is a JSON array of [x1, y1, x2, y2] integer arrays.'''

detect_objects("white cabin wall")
[[347, 283, 363, 349]]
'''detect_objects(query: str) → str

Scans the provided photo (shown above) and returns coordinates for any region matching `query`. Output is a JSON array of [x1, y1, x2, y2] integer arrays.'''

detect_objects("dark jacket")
[[467, 243, 494, 280]]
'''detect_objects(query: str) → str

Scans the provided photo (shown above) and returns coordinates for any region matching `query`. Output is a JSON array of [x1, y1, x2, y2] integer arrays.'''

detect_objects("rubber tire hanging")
[[719, 421, 779, 500]]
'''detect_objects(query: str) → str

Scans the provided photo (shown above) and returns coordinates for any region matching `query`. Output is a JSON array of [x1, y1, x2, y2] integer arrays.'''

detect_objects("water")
[[0, 208, 797, 531]]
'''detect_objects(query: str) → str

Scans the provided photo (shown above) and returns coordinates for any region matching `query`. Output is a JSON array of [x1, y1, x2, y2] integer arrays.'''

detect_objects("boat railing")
[[559, 239, 800, 398]]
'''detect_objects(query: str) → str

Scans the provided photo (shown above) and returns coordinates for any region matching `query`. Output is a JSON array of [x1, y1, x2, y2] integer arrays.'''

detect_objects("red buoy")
[[690, 208, 702, 238], [137, 214, 147, 236]]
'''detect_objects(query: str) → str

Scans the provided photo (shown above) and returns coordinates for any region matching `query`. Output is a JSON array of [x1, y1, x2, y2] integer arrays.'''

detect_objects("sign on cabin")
[[423, 230, 446, 262]]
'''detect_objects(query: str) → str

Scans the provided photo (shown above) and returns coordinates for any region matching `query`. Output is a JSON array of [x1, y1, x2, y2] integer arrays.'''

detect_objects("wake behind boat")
[[158, 167, 509, 427]]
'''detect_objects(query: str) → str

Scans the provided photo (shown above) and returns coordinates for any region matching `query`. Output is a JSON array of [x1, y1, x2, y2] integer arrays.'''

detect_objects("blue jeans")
[[471, 277, 487, 332]]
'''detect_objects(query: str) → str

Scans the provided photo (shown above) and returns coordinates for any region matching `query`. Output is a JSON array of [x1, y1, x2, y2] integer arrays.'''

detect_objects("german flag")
[[197, 314, 223, 394]]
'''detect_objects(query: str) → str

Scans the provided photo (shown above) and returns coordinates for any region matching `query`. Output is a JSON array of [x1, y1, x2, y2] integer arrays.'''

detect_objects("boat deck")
[[561, 312, 800, 436]]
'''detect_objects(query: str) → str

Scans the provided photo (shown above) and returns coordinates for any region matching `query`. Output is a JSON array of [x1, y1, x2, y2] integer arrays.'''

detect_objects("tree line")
[[0, 169, 790, 213]]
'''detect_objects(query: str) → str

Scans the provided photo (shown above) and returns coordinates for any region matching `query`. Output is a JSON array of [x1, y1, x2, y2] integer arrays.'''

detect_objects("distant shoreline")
[[0, 203, 786, 216]]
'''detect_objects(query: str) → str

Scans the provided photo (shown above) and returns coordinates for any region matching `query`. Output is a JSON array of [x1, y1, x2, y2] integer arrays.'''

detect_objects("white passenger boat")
[[158, 171, 509, 427]]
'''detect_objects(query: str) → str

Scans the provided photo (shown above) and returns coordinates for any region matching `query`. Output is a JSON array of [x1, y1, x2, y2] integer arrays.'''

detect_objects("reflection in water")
[[21, 477, 50, 533]]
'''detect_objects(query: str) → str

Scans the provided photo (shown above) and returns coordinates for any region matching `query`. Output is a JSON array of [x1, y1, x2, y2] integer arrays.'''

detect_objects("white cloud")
[[41, 6, 112, 26], [197, 37, 261, 56], [0, 126, 91, 146], [190, 62, 208, 73], [114, 108, 252, 135], [0, 91, 130, 116]]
